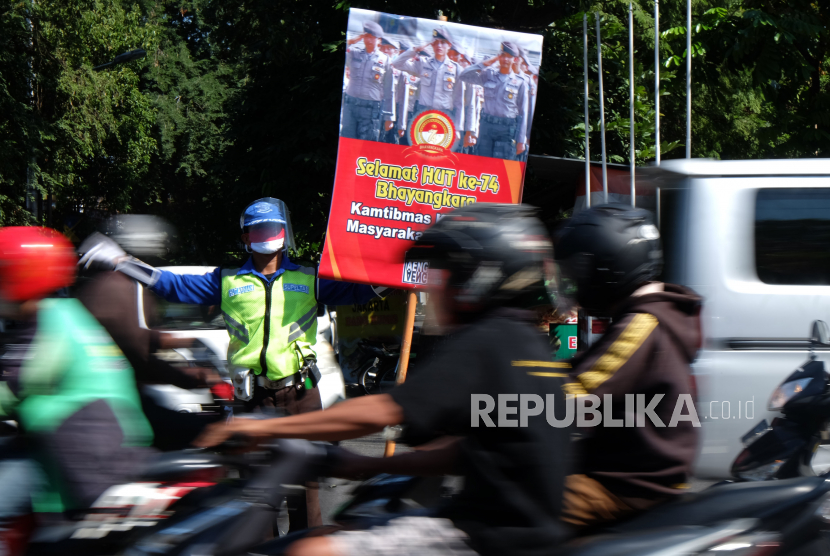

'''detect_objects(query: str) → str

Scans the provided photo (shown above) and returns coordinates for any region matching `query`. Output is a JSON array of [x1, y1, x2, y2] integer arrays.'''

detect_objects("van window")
[[755, 188, 830, 285], [659, 187, 688, 285]]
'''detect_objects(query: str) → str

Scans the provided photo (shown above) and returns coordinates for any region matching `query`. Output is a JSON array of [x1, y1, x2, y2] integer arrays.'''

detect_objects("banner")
[[319, 8, 543, 289]]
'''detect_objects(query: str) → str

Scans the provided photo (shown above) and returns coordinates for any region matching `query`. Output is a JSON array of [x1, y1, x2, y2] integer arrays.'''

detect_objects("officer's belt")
[[480, 113, 518, 125], [414, 102, 454, 115], [344, 94, 381, 108], [257, 372, 300, 390]]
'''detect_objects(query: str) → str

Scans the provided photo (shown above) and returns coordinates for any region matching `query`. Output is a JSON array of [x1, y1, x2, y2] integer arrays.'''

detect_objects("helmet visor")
[[249, 221, 285, 244], [240, 197, 296, 251], [551, 256, 584, 315]]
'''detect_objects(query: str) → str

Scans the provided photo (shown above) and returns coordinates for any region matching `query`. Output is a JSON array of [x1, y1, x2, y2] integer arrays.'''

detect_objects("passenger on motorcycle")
[[0, 228, 153, 527], [76, 215, 223, 451], [553, 205, 702, 531], [196, 204, 573, 556]]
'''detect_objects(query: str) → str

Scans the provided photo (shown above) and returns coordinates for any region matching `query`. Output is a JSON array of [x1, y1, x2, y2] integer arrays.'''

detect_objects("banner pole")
[[686, 0, 692, 159], [384, 290, 419, 457], [596, 13, 608, 203], [629, 1, 636, 207], [654, 1, 660, 166], [583, 13, 590, 210]]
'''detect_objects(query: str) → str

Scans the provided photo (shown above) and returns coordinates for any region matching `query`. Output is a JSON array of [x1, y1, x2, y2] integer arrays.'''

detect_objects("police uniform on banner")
[[450, 45, 480, 156], [399, 71, 420, 146], [459, 41, 529, 160], [342, 21, 390, 142], [380, 37, 403, 144], [517, 47, 539, 162], [392, 26, 466, 150]]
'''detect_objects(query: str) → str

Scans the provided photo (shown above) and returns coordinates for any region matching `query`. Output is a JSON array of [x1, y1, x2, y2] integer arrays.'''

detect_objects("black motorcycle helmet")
[[405, 203, 556, 322], [553, 204, 662, 316]]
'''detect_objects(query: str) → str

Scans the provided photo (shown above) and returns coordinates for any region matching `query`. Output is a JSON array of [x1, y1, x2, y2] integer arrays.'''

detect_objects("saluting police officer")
[[513, 47, 536, 161], [448, 44, 481, 155], [342, 21, 391, 142], [459, 41, 529, 160], [379, 37, 403, 144], [392, 26, 466, 149], [395, 41, 420, 146]]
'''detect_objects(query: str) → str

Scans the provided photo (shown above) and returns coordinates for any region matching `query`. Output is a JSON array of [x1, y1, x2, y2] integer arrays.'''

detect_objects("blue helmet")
[[239, 197, 296, 252]]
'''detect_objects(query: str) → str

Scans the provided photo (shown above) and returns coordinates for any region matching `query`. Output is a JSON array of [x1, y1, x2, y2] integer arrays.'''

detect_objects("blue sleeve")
[[150, 267, 222, 305], [316, 278, 379, 306]]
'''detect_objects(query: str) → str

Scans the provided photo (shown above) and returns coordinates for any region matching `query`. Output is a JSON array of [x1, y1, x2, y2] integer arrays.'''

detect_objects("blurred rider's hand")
[[194, 418, 274, 448], [182, 366, 223, 387]]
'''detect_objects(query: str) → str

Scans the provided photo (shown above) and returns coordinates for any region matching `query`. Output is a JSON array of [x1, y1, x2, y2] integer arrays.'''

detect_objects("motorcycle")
[[731, 320, 830, 481], [244, 444, 830, 556], [14, 435, 828, 555]]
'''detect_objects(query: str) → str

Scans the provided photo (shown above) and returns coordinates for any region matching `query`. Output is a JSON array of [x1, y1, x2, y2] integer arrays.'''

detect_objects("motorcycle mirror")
[[811, 320, 830, 346]]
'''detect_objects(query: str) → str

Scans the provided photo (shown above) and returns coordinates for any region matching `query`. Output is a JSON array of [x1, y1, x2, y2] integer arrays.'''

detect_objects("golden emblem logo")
[[409, 110, 456, 152]]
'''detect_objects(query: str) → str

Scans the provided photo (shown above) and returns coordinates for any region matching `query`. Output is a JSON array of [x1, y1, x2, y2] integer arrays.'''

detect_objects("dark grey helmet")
[[553, 204, 662, 316], [405, 203, 555, 321]]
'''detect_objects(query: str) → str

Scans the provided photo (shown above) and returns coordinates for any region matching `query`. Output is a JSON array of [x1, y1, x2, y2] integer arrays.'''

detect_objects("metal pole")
[[686, 0, 692, 158], [584, 14, 591, 209], [383, 291, 418, 457], [654, 0, 660, 165], [596, 13, 608, 203], [629, 2, 636, 207]]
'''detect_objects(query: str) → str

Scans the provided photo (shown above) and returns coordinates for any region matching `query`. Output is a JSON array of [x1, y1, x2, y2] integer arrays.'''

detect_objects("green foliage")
[[2, 0, 830, 264]]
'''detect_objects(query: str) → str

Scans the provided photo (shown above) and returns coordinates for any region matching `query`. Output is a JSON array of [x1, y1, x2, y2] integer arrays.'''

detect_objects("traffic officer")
[[459, 41, 529, 160], [392, 25, 466, 150], [380, 37, 403, 144], [77, 198, 391, 533], [342, 21, 391, 142]]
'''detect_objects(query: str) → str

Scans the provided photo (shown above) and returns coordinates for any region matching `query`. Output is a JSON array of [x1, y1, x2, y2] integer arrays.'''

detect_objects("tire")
[[375, 361, 399, 395], [358, 359, 381, 395]]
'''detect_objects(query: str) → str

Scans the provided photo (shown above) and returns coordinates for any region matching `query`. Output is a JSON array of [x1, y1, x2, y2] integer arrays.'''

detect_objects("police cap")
[[519, 46, 539, 74], [432, 26, 455, 45], [450, 43, 469, 62], [381, 36, 400, 49], [500, 41, 520, 57], [363, 21, 384, 38]]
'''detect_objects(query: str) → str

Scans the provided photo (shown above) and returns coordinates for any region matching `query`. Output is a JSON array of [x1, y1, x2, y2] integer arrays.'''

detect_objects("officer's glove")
[[77, 232, 126, 271], [78, 232, 161, 287]]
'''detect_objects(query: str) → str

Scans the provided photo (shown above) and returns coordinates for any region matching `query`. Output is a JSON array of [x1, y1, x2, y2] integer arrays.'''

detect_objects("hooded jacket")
[[568, 283, 702, 499]]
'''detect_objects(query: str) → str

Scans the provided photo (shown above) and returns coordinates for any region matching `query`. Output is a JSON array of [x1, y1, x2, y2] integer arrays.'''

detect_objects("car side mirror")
[[810, 320, 830, 346]]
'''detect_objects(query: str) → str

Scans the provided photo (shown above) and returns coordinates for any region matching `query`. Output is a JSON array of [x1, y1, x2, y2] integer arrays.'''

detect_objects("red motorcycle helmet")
[[0, 227, 77, 302]]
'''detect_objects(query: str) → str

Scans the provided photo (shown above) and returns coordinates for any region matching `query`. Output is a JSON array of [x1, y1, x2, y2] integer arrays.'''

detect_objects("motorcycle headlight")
[[736, 460, 784, 482], [768, 377, 812, 412]]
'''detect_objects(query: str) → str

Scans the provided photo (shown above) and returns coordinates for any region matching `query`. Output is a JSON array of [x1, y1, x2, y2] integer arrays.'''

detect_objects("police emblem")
[[408, 110, 456, 156]]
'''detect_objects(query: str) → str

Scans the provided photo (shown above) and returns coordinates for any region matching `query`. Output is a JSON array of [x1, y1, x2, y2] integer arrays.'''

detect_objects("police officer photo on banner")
[[340, 8, 542, 161]]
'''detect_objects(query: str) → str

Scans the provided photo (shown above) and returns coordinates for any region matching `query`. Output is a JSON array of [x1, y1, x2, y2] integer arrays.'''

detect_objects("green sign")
[[550, 323, 578, 360]]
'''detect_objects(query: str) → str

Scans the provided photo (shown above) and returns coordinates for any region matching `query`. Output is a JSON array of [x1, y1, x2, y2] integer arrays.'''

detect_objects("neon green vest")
[[220, 266, 318, 381], [15, 298, 153, 513]]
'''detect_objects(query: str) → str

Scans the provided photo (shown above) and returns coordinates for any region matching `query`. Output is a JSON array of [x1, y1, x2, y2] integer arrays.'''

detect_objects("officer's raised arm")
[[77, 232, 222, 305], [458, 59, 489, 86], [391, 46, 423, 75], [515, 78, 530, 153]]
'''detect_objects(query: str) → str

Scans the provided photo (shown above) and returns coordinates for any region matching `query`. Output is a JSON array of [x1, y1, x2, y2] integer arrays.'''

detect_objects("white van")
[[639, 159, 830, 478]]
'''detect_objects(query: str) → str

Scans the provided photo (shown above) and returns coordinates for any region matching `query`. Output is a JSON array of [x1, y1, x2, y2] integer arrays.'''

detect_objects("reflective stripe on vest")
[[220, 267, 318, 381]]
